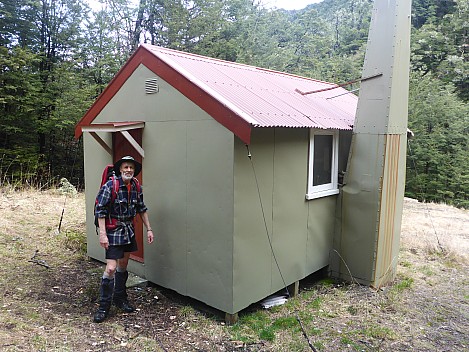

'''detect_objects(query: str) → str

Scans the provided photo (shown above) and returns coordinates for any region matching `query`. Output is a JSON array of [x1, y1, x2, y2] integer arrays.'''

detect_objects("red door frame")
[[113, 129, 144, 263]]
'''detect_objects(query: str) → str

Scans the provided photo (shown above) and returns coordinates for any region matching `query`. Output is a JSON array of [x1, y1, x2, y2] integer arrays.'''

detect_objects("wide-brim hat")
[[113, 156, 142, 177]]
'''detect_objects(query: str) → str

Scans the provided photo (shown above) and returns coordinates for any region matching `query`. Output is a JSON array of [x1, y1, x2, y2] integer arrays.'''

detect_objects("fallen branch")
[[129, 329, 143, 340], [29, 250, 50, 269]]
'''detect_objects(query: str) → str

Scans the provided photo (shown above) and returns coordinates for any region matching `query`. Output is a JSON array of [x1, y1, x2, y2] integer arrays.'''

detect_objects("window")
[[306, 130, 339, 200]]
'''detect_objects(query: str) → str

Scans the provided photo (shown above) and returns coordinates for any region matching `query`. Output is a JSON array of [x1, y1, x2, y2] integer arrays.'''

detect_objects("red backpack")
[[94, 164, 142, 231]]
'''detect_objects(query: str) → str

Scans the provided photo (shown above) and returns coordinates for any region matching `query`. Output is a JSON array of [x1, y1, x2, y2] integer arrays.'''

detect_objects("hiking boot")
[[93, 277, 114, 323], [93, 308, 108, 323], [113, 270, 135, 313], [114, 299, 136, 313]]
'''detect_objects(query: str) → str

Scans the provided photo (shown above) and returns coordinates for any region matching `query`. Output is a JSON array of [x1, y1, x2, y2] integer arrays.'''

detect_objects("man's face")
[[120, 161, 135, 181]]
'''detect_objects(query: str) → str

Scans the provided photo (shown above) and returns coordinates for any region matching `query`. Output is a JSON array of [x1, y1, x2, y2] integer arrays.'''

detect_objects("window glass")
[[313, 135, 333, 186], [307, 130, 339, 200]]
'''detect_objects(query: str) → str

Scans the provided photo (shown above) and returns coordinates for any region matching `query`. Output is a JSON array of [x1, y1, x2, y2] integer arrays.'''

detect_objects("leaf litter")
[[0, 189, 467, 351]]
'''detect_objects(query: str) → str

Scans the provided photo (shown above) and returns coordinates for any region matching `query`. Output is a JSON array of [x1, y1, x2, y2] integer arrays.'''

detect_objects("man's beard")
[[122, 173, 134, 182]]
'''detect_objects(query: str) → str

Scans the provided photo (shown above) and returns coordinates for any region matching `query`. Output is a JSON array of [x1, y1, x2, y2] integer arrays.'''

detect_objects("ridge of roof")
[[75, 44, 357, 144], [144, 45, 259, 126], [142, 44, 337, 87]]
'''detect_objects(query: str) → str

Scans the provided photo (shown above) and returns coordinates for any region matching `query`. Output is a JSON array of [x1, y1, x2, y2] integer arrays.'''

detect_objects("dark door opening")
[[113, 129, 144, 263]]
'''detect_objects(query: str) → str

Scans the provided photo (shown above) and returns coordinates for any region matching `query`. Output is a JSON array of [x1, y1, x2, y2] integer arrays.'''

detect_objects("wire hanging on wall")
[[245, 144, 318, 352]]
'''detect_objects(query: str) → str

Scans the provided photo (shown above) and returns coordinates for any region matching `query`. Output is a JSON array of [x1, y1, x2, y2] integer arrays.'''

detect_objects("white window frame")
[[306, 129, 339, 200]]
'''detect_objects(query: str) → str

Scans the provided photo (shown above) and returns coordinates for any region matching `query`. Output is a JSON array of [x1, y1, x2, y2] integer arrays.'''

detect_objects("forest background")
[[1, 0, 468, 207]]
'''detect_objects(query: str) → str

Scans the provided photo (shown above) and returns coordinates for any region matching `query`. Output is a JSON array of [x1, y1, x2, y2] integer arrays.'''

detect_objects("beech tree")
[[1, 0, 88, 184], [407, 73, 469, 207], [0, 0, 467, 206]]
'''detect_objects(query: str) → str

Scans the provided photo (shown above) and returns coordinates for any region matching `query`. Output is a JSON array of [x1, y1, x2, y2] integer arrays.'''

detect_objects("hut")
[[74, 44, 359, 320]]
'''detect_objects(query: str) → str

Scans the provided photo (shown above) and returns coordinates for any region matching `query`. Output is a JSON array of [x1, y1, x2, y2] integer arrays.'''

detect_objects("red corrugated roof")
[[146, 45, 356, 129], [75, 44, 357, 144]]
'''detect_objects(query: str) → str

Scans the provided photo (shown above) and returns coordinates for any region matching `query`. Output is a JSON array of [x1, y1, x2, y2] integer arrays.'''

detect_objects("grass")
[[363, 325, 396, 339], [0, 191, 468, 351], [61, 229, 87, 253], [179, 305, 195, 318], [393, 275, 414, 292], [400, 259, 412, 268], [230, 310, 271, 343], [231, 313, 303, 344], [228, 279, 407, 347], [340, 336, 362, 350]]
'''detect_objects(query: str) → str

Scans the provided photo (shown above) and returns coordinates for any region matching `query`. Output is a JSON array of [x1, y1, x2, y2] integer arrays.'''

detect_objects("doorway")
[[113, 129, 144, 262]]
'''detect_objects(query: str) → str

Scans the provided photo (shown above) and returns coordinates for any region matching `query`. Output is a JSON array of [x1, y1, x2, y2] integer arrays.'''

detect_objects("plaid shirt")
[[95, 176, 148, 246]]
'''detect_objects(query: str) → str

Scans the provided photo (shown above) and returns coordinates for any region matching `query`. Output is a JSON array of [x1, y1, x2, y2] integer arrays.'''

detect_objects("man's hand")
[[147, 229, 154, 244], [99, 232, 109, 249], [97, 218, 108, 249]]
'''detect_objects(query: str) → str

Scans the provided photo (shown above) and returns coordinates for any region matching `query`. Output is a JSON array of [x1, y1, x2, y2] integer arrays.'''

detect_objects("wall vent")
[[145, 78, 159, 94]]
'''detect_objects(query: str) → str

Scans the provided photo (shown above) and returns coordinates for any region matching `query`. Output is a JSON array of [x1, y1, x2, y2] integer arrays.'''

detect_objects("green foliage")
[[411, 0, 468, 101], [259, 326, 276, 341], [406, 72, 469, 208], [0, 46, 41, 145], [307, 296, 322, 310], [0, 0, 467, 208], [1, 0, 88, 187], [340, 336, 361, 350], [412, 0, 457, 28], [230, 311, 269, 343], [362, 325, 396, 339]]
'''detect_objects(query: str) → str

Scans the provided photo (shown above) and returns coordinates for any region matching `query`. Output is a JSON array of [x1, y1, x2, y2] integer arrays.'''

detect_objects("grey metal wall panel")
[[354, 1, 410, 135], [334, 134, 385, 283], [85, 65, 232, 297], [95, 65, 210, 124], [334, 0, 411, 287]]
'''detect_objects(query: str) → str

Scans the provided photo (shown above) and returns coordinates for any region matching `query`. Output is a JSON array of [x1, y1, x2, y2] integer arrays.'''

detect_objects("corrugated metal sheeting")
[[143, 44, 356, 131]]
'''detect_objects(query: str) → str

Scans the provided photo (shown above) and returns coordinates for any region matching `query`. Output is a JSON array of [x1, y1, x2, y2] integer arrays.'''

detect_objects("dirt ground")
[[0, 189, 467, 351]]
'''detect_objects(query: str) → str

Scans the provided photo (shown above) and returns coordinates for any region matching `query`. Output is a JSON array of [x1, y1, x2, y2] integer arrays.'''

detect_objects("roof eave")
[[74, 45, 253, 144], [74, 47, 146, 139]]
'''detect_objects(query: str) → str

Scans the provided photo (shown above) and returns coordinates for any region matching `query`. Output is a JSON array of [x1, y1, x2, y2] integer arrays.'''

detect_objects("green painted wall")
[[84, 64, 235, 311], [232, 128, 347, 313], [84, 63, 353, 315], [84, 132, 112, 264]]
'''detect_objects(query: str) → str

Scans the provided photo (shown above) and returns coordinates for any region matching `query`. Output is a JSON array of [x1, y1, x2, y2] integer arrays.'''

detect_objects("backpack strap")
[[131, 177, 141, 193], [94, 175, 119, 231], [110, 175, 119, 202]]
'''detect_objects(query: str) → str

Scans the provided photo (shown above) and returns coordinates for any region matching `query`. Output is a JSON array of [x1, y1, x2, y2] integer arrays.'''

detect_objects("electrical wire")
[[154, 333, 169, 352], [245, 144, 318, 352], [246, 137, 429, 350]]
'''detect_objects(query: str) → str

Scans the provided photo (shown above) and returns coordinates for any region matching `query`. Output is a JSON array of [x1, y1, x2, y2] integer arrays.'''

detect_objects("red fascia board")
[[75, 46, 253, 144], [140, 47, 252, 144]]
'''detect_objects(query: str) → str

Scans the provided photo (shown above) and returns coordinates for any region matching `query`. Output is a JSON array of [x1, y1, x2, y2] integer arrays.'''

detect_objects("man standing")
[[93, 156, 154, 323]]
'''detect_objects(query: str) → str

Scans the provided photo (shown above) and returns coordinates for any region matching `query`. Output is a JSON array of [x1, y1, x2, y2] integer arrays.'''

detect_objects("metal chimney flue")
[[331, 0, 412, 288]]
